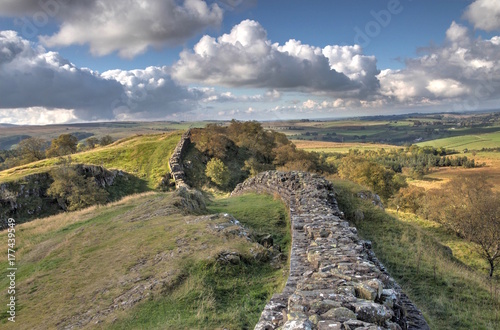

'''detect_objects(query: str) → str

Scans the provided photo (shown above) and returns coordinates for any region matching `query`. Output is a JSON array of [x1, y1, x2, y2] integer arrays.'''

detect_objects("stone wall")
[[168, 130, 191, 189], [232, 171, 429, 330]]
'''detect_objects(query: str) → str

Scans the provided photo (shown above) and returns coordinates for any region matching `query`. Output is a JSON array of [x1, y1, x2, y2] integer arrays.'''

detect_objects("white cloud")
[[102, 66, 202, 120], [0, 30, 123, 121], [464, 0, 500, 32], [172, 20, 379, 95], [0, 107, 77, 125], [378, 22, 500, 109], [0, 31, 203, 123], [201, 89, 281, 103], [0, 0, 223, 58]]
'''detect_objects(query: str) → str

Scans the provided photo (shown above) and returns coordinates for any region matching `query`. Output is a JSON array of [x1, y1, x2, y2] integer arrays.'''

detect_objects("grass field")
[[417, 131, 500, 151], [293, 140, 403, 153], [0, 132, 182, 188], [0, 192, 290, 329]]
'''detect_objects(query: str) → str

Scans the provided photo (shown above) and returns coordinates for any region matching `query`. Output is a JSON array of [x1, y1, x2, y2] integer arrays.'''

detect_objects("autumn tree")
[[338, 156, 406, 201], [47, 164, 108, 211], [429, 174, 500, 277], [46, 134, 78, 157], [16, 137, 47, 163], [391, 185, 426, 213]]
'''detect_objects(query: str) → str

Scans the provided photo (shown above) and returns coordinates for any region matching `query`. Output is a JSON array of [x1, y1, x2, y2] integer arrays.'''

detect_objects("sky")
[[1, 0, 500, 125]]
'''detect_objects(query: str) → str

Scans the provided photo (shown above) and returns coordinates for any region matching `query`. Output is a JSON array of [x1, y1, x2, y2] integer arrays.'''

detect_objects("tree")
[[16, 137, 46, 163], [338, 156, 406, 201], [86, 137, 100, 149], [46, 134, 78, 158], [205, 158, 230, 187], [100, 135, 114, 146], [47, 164, 108, 212], [429, 175, 500, 277]]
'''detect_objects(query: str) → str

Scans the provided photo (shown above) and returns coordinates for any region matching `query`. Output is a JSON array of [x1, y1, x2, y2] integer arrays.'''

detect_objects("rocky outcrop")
[[0, 165, 122, 226], [231, 171, 429, 330], [168, 130, 191, 189]]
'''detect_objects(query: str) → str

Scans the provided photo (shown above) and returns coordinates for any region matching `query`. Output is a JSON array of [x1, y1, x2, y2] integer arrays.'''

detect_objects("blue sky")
[[1, 0, 500, 125]]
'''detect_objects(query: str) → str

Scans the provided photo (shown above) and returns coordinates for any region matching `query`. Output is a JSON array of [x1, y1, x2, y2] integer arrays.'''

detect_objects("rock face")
[[0, 165, 120, 226], [168, 130, 191, 189], [231, 171, 429, 330]]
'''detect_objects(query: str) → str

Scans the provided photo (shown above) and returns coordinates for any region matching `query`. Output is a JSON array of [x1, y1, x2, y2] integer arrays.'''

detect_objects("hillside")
[[0, 132, 182, 188], [417, 130, 500, 151], [0, 190, 290, 329]]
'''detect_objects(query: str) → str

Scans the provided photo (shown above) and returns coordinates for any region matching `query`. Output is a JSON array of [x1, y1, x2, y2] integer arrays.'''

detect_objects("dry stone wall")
[[168, 130, 191, 188], [231, 171, 429, 330]]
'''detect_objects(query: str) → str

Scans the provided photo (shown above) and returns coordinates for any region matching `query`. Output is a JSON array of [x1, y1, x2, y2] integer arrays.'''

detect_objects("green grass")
[[417, 130, 500, 151], [0, 131, 182, 188], [208, 193, 291, 253], [0, 192, 290, 329], [332, 180, 500, 329]]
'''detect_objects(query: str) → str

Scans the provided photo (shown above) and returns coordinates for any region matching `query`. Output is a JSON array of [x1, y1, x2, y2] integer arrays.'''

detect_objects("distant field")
[[293, 140, 402, 153], [417, 131, 500, 151], [0, 132, 182, 188]]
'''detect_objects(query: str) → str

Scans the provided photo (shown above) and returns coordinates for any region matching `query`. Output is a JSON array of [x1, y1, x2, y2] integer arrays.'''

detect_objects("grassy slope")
[[417, 130, 500, 151], [333, 180, 500, 330], [0, 192, 290, 329], [0, 132, 182, 189]]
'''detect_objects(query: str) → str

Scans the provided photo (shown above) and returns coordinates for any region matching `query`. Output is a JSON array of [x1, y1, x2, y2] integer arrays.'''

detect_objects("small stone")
[[355, 283, 378, 301], [317, 320, 342, 330], [309, 314, 320, 325], [320, 307, 356, 322], [282, 319, 313, 330], [381, 289, 398, 308], [287, 311, 308, 321], [364, 279, 383, 300], [352, 301, 394, 325]]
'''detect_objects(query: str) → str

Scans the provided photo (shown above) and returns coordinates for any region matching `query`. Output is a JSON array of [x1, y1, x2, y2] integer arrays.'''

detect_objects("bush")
[[205, 158, 230, 187], [47, 164, 108, 211]]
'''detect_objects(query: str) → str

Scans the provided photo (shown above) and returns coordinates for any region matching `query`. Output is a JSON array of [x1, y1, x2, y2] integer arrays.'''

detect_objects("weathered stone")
[[317, 320, 342, 330], [343, 319, 375, 329], [308, 314, 320, 325], [320, 307, 356, 322], [381, 289, 398, 308], [354, 283, 377, 301], [282, 319, 313, 330], [352, 301, 394, 325], [309, 299, 342, 314], [287, 311, 308, 321]]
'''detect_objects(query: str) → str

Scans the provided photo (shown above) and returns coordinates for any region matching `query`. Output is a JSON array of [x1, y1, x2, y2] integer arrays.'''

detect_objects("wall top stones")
[[232, 171, 429, 330], [168, 130, 191, 189]]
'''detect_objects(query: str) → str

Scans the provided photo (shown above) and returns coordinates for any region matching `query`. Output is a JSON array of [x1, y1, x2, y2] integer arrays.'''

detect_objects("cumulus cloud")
[[0, 30, 123, 120], [101, 66, 202, 120], [0, 31, 203, 123], [201, 89, 281, 103], [464, 0, 500, 32], [172, 20, 379, 95], [0, 0, 223, 58], [378, 22, 500, 109]]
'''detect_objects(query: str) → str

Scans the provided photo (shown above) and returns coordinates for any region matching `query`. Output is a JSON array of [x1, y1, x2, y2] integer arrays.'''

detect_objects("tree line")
[[0, 134, 114, 170]]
